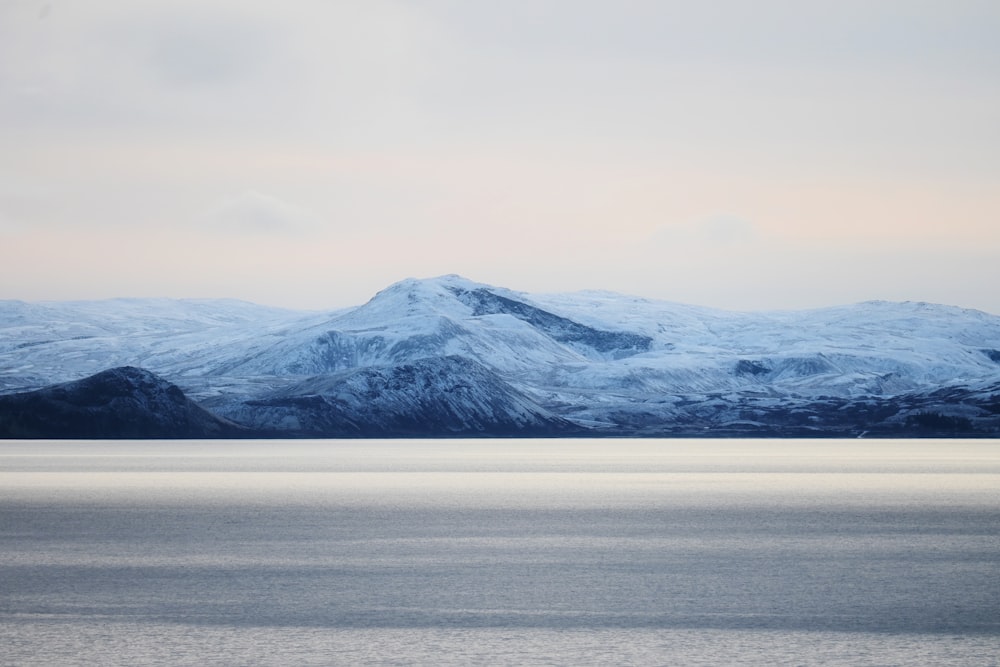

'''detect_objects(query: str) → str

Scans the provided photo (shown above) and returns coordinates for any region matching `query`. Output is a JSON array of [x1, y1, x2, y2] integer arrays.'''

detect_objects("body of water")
[[1, 439, 999, 665]]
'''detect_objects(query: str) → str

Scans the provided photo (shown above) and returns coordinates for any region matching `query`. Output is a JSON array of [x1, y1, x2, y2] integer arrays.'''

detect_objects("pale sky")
[[2, 0, 999, 313]]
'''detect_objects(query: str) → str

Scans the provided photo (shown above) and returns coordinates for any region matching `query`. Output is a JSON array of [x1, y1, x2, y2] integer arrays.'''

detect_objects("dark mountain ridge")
[[0, 367, 247, 439]]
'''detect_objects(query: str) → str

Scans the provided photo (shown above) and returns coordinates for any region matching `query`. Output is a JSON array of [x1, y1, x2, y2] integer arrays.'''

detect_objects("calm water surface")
[[1, 439, 999, 665]]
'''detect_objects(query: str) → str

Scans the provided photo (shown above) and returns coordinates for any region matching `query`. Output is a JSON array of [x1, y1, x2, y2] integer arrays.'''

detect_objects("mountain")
[[2, 275, 999, 437], [0, 367, 247, 438]]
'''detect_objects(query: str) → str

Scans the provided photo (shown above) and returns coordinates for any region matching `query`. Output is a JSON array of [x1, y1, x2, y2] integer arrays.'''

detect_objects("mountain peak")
[[370, 274, 493, 299]]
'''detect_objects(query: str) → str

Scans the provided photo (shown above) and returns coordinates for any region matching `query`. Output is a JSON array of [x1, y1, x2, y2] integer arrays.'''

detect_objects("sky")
[[2, 0, 999, 313]]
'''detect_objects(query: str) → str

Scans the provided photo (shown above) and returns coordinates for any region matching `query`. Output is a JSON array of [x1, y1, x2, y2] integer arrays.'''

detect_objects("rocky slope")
[[221, 355, 574, 437]]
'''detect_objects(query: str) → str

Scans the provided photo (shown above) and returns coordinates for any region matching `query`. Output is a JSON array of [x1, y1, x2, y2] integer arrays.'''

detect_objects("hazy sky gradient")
[[2, 1, 999, 312]]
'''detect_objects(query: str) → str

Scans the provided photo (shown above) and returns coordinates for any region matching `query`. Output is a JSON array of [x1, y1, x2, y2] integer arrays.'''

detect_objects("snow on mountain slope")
[[206, 275, 623, 381], [0, 298, 332, 392], [219, 355, 573, 436], [529, 291, 1000, 395]]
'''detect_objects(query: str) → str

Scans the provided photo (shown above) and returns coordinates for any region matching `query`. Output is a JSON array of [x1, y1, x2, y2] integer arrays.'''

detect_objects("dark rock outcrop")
[[0, 366, 247, 438], [448, 286, 653, 359]]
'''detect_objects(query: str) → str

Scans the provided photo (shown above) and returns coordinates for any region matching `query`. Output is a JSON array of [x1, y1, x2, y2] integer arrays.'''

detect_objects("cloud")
[[198, 191, 322, 236], [651, 215, 759, 247], [693, 216, 758, 245], [0, 210, 26, 233], [0, 0, 443, 138], [143, 14, 271, 87]]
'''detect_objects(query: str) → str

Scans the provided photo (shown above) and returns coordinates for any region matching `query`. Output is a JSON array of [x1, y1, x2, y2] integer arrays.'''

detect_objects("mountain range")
[[2, 274, 999, 437]]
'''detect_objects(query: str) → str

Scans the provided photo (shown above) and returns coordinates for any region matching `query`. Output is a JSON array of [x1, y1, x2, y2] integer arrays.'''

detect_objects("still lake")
[[1, 439, 999, 665]]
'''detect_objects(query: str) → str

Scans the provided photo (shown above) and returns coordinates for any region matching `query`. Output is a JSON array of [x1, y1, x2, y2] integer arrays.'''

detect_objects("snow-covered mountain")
[[2, 275, 999, 437]]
